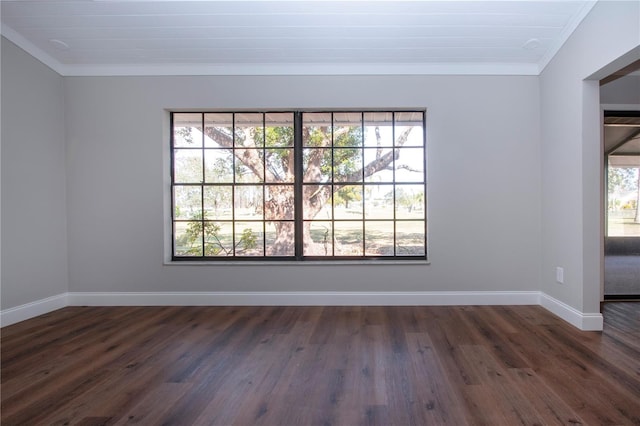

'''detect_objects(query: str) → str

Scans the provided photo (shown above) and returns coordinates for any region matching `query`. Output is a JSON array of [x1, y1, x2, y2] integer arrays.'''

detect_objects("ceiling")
[[0, 0, 597, 76], [606, 114, 640, 161]]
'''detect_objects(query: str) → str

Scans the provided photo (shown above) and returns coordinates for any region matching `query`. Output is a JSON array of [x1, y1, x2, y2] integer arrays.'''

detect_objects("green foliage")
[[247, 126, 294, 147], [332, 186, 362, 208], [265, 126, 294, 147], [237, 228, 257, 252], [396, 188, 424, 212], [177, 212, 257, 256]]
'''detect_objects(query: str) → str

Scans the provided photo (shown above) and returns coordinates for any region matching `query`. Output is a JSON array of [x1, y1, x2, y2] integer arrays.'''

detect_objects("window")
[[171, 111, 426, 261], [605, 111, 640, 238]]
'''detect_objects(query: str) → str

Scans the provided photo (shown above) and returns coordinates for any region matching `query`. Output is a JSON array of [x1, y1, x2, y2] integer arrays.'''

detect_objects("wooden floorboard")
[[2, 303, 639, 425]]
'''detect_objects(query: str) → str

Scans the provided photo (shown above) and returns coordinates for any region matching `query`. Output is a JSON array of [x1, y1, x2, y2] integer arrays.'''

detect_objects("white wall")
[[64, 74, 541, 295], [540, 0, 640, 314], [1, 37, 69, 309]]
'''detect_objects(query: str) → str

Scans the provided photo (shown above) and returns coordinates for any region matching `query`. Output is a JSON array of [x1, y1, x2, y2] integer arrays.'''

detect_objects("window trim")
[[169, 109, 428, 262]]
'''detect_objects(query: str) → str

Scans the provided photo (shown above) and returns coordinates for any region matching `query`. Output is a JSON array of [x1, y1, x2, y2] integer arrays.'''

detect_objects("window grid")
[[171, 110, 426, 261]]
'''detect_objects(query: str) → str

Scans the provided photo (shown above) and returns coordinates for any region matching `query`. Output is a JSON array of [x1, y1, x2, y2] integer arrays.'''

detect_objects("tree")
[[635, 169, 640, 223], [607, 165, 640, 225], [177, 115, 417, 256]]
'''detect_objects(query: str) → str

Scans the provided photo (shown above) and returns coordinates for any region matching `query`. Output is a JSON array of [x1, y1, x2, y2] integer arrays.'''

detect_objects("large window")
[[171, 111, 426, 260]]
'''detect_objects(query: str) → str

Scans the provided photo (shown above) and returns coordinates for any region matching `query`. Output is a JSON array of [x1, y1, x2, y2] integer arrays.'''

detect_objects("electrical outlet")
[[556, 267, 564, 284]]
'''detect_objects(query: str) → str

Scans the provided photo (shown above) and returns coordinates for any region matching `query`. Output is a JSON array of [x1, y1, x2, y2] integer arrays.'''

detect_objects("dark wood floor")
[[2, 303, 639, 425]]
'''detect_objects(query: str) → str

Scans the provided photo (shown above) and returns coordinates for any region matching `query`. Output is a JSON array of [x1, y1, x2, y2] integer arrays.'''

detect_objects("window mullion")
[[294, 111, 304, 259], [200, 113, 206, 256], [231, 113, 237, 255], [262, 113, 266, 256]]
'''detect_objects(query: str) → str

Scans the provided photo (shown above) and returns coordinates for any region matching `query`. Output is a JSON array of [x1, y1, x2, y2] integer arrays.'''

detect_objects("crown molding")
[[2, 23, 538, 77], [538, 0, 597, 73], [0, 23, 66, 75], [57, 62, 540, 77]]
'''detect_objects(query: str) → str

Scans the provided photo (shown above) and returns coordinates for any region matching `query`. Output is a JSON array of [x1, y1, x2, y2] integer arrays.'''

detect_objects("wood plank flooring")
[[2, 303, 639, 425]]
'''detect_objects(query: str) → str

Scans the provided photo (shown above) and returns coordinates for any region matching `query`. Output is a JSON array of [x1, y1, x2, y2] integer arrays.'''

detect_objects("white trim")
[[0, 294, 68, 327], [601, 104, 640, 111], [67, 291, 540, 307], [0, 24, 66, 75], [1, 291, 604, 331], [53, 62, 540, 77], [537, 0, 597, 73], [539, 293, 603, 331]]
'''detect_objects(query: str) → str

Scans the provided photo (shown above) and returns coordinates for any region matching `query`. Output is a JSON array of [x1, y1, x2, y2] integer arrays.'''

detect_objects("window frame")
[[170, 110, 427, 262]]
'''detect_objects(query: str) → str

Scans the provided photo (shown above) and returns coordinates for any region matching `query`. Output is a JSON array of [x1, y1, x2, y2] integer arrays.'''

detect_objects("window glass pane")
[[266, 221, 295, 256], [234, 186, 263, 220], [235, 149, 264, 183], [204, 186, 232, 220], [204, 113, 233, 148], [303, 185, 332, 220], [365, 221, 395, 256], [266, 148, 294, 182], [334, 221, 364, 256], [333, 185, 363, 220], [204, 149, 233, 183], [235, 222, 264, 256], [333, 113, 362, 148], [334, 148, 362, 182], [304, 221, 333, 256], [303, 149, 331, 182], [395, 112, 424, 147], [174, 221, 203, 256], [395, 185, 425, 220], [396, 221, 425, 256], [265, 185, 295, 220], [174, 149, 203, 183], [363, 148, 393, 183], [395, 148, 424, 183], [173, 113, 203, 148], [235, 113, 264, 147], [174, 186, 201, 220], [265, 113, 294, 147], [303, 113, 332, 147], [365, 184, 393, 219], [364, 112, 393, 148], [205, 221, 234, 256]]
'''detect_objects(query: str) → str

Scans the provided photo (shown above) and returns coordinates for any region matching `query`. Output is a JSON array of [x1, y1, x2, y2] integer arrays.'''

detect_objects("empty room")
[[1, 0, 639, 424]]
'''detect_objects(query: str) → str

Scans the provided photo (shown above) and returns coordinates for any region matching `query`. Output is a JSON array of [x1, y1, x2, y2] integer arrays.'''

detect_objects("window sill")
[[163, 259, 430, 266]]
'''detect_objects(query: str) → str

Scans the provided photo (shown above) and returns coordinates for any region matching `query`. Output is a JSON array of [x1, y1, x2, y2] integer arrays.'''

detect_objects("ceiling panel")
[[0, 0, 596, 76]]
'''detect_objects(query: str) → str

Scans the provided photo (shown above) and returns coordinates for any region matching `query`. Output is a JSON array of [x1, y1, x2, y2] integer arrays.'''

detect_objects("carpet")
[[604, 255, 640, 296]]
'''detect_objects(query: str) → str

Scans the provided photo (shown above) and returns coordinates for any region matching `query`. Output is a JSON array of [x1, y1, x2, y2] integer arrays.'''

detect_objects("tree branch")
[[339, 127, 414, 184], [204, 126, 275, 182]]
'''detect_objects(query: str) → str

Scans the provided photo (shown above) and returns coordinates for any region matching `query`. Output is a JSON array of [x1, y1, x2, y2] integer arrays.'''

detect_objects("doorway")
[[603, 109, 640, 300]]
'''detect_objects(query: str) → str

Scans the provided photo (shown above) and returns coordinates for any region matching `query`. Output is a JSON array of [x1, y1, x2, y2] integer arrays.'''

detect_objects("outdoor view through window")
[[171, 111, 426, 260], [608, 157, 640, 237]]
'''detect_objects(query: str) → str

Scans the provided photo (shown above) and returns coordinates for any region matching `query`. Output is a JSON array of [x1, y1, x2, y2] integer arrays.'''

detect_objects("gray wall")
[[601, 74, 640, 106], [8, 2, 637, 311], [64, 74, 541, 295], [540, 0, 640, 313], [1, 38, 69, 309]]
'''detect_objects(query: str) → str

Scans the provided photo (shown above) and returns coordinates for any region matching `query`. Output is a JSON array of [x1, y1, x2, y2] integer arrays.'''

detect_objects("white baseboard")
[[67, 290, 541, 307], [539, 293, 603, 331], [0, 293, 68, 327], [1, 290, 604, 331]]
